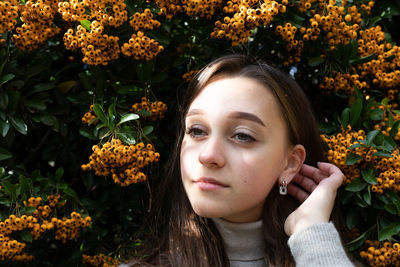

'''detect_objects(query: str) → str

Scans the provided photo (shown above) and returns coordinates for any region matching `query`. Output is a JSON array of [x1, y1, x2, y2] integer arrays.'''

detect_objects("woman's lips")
[[194, 177, 228, 191]]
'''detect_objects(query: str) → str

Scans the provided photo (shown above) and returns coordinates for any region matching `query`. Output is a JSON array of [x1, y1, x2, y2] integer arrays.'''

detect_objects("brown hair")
[[126, 54, 327, 266]]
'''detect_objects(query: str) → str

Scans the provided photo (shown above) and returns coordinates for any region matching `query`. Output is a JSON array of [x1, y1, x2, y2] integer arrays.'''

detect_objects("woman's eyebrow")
[[229, 111, 266, 126], [187, 109, 265, 127], [186, 109, 204, 117]]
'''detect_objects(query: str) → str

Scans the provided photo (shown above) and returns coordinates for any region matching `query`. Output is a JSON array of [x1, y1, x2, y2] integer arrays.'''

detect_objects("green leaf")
[[0, 74, 15, 86], [8, 116, 27, 135], [108, 103, 116, 129], [378, 222, 400, 241], [354, 193, 368, 208], [92, 104, 108, 126], [23, 206, 37, 215], [64, 187, 80, 203], [0, 92, 8, 110], [142, 125, 154, 136], [379, 194, 390, 204], [350, 98, 362, 126], [347, 230, 369, 251], [390, 120, 400, 137], [39, 114, 57, 126], [341, 108, 350, 129], [346, 153, 362, 165], [361, 168, 377, 185], [137, 110, 151, 117], [7, 90, 20, 112], [363, 186, 371, 205], [308, 57, 325, 67], [384, 203, 399, 215], [387, 191, 400, 202], [0, 147, 12, 161], [347, 143, 364, 150], [366, 130, 380, 145], [81, 19, 91, 31], [55, 167, 64, 183], [346, 209, 360, 229], [26, 83, 55, 97], [345, 178, 367, 192], [0, 119, 10, 137], [369, 109, 384, 120], [18, 175, 29, 196], [118, 132, 136, 144], [0, 167, 5, 179], [19, 229, 33, 243], [118, 113, 139, 126], [1, 181, 16, 201], [79, 128, 97, 140], [383, 135, 396, 151], [349, 53, 376, 65], [372, 151, 392, 157], [24, 99, 47, 110]]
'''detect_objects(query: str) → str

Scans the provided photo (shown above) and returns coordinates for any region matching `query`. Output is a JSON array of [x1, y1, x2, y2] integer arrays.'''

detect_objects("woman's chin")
[[191, 204, 224, 219]]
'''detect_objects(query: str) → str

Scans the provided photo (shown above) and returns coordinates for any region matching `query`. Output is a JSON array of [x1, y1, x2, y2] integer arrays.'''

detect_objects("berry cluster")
[[130, 97, 167, 121], [360, 1, 374, 15], [210, 0, 284, 46], [129, 9, 161, 32], [276, 23, 304, 65], [360, 240, 400, 267], [320, 71, 368, 95], [0, 0, 19, 34], [0, 234, 32, 262], [82, 253, 118, 267], [82, 105, 99, 125], [121, 31, 164, 61], [154, 0, 183, 20], [54, 212, 92, 243], [12, 0, 61, 51], [183, 0, 224, 19], [63, 21, 120, 66], [297, 0, 316, 13], [182, 70, 199, 82], [0, 195, 91, 262], [357, 26, 400, 89], [58, 0, 128, 27], [321, 126, 400, 193], [87, 0, 128, 27], [58, 0, 91, 22], [81, 138, 160, 186]]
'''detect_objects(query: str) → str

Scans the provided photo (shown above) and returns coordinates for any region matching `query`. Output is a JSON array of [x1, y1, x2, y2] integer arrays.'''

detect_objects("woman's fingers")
[[291, 172, 318, 193], [298, 163, 327, 183], [287, 183, 310, 203], [315, 162, 345, 188], [288, 162, 345, 203]]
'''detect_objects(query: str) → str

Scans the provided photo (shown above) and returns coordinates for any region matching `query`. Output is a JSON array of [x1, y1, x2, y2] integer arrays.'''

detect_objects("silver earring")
[[279, 180, 287, 195]]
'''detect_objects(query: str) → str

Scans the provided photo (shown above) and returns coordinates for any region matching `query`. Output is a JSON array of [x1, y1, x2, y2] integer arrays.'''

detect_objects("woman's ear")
[[279, 144, 306, 184]]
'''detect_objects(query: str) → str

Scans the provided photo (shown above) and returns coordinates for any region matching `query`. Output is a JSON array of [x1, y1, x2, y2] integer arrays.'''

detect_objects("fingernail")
[[317, 161, 320, 166]]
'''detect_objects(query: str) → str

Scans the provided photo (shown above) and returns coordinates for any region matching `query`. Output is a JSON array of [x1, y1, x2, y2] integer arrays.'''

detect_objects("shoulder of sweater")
[[288, 222, 355, 267]]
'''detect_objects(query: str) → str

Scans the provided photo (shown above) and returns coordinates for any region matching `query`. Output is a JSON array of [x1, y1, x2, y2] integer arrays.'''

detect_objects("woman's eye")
[[233, 133, 255, 143], [186, 127, 206, 138]]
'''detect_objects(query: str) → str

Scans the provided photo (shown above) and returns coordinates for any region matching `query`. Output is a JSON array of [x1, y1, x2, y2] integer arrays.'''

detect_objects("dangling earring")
[[279, 180, 287, 195]]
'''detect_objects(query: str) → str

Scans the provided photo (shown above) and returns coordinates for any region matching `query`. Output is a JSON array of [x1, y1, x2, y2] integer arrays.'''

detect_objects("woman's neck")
[[211, 218, 265, 262]]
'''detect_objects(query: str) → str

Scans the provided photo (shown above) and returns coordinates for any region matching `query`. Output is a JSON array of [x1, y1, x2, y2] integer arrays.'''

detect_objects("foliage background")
[[0, 0, 400, 266]]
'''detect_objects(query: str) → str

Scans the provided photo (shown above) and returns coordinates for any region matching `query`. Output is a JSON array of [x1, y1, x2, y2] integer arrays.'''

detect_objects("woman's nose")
[[198, 137, 225, 168]]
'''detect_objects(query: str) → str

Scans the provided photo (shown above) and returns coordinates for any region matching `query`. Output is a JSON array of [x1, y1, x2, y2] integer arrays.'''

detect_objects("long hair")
[[126, 54, 327, 266]]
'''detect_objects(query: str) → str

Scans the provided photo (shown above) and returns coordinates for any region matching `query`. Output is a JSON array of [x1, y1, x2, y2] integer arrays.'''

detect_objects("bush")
[[0, 0, 399, 266]]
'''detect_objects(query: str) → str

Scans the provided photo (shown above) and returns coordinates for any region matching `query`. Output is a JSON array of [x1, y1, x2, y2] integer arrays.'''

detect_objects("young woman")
[[123, 54, 354, 267]]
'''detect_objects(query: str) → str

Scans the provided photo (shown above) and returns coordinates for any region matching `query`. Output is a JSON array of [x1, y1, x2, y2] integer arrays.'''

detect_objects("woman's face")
[[180, 76, 294, 223]]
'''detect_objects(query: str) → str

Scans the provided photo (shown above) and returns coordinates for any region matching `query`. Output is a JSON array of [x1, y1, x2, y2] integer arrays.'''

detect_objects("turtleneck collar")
[[211, 218, 266, 262]]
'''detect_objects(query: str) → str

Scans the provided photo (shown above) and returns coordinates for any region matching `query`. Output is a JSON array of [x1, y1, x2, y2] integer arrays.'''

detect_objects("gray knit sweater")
[[212, 218, 355, 267]]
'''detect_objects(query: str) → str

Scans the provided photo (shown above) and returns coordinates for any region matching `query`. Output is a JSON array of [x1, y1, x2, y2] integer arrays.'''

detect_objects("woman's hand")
[[284, 162, 344, 236]]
